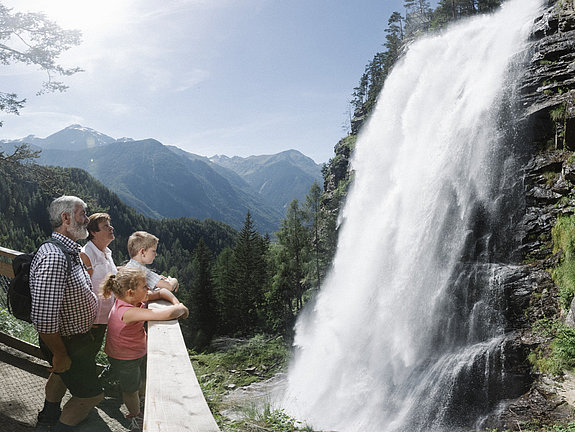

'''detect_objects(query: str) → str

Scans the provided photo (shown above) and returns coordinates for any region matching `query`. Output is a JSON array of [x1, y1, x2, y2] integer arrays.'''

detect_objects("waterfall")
[[282, 1, 543, 431]]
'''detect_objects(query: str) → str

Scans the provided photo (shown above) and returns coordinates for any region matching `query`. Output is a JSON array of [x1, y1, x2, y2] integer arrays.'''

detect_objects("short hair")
[[48, 196, 87, 229], [127, 231, 159, 258], [102, 266, 147, 299], [87, 213, 111, 241]]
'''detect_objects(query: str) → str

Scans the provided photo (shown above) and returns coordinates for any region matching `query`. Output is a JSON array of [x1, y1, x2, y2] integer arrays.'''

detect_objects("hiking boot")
[[125, 412, 144, 432], [37, 406, 61, 427]]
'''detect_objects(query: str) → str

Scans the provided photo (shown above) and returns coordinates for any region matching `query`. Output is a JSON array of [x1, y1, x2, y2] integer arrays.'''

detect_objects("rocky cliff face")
[[491, 0, 575, 428]]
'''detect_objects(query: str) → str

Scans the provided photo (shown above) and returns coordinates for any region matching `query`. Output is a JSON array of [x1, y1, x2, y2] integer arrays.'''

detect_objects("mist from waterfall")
[[282, 1, 543, 431]]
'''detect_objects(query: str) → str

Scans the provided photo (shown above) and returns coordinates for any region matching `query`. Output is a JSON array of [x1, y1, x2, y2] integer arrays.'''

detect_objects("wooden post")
[[145, 300, 220, 432]]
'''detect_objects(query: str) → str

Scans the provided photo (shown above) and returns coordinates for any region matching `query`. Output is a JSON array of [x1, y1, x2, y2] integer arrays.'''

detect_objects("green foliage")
[[529, 319, 575, 375], [486, 422, 575, 431], [550, 103, 568, 150], [262, 408, 311, 432], [190, 335, 289, 401], [543, 171, 561, 187], [0, 308, 37, 344], [275, 200, 309, 310], [211, 247, 237, 334], [228, 213, 269, 335], [188, 335, 316, 432], [183, 239, 217, 349], [222, 405, 315, 432], [0, 5, 82, 124], [303, 181, 326, 290], [551, 215, 575, 310]]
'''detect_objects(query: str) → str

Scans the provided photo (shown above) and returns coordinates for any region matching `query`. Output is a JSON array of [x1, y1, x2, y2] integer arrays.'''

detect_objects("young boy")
[[126, 231, 179, 292]]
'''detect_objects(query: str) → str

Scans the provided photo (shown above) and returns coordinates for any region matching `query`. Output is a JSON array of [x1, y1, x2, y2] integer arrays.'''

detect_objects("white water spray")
[[283, 1, 543, 431]]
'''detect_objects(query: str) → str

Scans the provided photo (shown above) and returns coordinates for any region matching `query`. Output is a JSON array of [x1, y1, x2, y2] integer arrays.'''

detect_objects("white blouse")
[[81, 240, 118, 325]]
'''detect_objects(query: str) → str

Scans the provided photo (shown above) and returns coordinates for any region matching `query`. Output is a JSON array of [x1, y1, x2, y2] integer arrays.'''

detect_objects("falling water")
[[282, 1, 543, 431]]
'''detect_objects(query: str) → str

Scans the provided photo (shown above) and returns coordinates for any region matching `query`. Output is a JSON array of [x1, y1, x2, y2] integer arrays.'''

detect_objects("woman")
[[80, 212, 118, 346]]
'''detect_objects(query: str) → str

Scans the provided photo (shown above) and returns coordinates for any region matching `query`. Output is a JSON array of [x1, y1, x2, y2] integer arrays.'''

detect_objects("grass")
[[529, 319, 575, 375], [551, 215, 575, 310], [0, 307, 38, 344], [190, 334, 316, 432], [487, 422, 575, 431], [0, 306, 109, 364], [190, 335, 289, 398]]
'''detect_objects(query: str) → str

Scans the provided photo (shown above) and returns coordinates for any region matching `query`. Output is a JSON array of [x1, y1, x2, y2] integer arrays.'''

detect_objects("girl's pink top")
[[105, 298, 147, 360]]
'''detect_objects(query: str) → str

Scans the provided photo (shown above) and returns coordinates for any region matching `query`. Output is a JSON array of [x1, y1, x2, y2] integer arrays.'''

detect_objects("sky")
[[0, 0, 424, 164]]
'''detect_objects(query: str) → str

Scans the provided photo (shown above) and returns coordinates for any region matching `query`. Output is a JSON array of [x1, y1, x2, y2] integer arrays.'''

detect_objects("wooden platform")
[[0, 244, 221, 432], [0, 340, 129, 432]]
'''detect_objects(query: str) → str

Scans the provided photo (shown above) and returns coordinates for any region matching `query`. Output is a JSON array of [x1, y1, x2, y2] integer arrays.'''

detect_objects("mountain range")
[[1, 125, 323, 232]]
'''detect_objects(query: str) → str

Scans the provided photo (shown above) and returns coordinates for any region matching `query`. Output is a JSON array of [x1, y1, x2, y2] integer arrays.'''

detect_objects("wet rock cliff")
[[492, 0, 575, 429]]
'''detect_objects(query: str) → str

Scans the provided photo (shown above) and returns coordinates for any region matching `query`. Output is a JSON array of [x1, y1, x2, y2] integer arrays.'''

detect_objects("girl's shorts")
[[108, 355, 147, 393]]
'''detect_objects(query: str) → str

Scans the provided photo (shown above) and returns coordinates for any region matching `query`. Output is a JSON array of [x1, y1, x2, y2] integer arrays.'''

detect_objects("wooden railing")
[[0, 245, 21, 278], [0, 245, 220, 432]]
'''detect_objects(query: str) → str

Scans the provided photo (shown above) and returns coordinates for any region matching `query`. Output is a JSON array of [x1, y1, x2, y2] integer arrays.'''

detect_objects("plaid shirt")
[[30, 233, 97, 337]]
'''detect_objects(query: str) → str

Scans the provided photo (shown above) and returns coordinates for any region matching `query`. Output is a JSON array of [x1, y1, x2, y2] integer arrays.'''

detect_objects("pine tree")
[[277, 200, 310, 311], [266, 245, 297, 336], [211, 247, 237, 334], [404, 0, 432, 37], [185, 239, 216, 348], [304, 181, 323, 290], [231, 212, 268, 334]]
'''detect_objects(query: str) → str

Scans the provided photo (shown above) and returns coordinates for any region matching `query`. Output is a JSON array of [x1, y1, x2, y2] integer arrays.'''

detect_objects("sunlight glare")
[[20, 0, 133, 33]]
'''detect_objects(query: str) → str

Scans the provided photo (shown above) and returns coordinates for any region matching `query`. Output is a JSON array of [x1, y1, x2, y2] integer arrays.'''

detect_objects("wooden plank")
[[145, 300, 220, 432], [0, 260, 14, 278], [0, 246, 22, 259], [0, 245, 21, 278], [0, 331, 43, 360]]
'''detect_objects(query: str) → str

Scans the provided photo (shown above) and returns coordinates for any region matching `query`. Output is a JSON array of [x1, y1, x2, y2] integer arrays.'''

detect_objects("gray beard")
[[67, 221, 88, 240]]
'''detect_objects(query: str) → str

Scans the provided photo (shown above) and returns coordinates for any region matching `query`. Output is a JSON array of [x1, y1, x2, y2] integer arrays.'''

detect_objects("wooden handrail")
[[0, 246, 23, 257], [0, 245, 221, 432], [146, 301, 221, 431], [0, 245, 21, 278]]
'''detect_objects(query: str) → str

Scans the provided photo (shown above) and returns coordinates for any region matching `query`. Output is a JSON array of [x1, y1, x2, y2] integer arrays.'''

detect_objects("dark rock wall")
[[496, 0, 575, 429]]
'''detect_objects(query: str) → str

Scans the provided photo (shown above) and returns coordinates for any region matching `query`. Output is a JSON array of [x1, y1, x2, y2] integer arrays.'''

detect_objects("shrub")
[[551, 216, 575, 310], [529, 319, 575, 375]]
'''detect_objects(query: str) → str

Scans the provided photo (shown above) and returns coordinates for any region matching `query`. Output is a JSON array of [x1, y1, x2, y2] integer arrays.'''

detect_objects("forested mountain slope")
[[1, 125, 322, 233], [34, 138, 281, 232], [0, 157, 237, 280]]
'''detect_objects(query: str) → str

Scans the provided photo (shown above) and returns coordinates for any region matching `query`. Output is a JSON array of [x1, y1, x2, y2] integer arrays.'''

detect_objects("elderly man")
[[31, 196, 104, 431]]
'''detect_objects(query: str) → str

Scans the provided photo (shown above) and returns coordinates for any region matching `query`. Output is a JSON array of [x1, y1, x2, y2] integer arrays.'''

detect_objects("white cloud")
[[103, 103, 133, 116], [174, 69, 211, 92]]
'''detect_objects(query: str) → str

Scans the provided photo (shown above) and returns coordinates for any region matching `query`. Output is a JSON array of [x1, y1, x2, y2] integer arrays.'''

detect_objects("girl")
[[102, 266, 188, 431]]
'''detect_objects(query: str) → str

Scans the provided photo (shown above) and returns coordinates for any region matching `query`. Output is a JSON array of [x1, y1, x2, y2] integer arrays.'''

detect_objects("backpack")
[[8, 238, 73, 323]]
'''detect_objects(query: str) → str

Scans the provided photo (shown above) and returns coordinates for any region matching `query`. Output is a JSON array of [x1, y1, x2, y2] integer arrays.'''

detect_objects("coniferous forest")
[[0, 149, 326, 348]]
